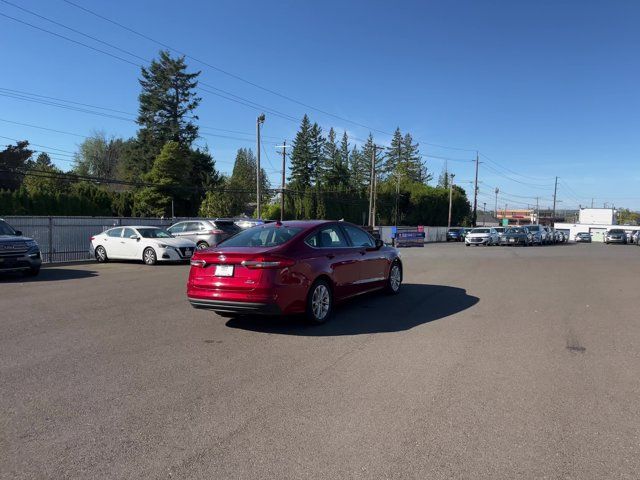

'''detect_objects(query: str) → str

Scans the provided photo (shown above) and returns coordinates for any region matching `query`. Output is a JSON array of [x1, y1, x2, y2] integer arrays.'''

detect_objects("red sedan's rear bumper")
[[188, 297, 282, 315], [187, 282, 307, 316]]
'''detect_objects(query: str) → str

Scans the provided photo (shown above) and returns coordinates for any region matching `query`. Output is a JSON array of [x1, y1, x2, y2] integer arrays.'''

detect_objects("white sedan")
[[90, 226, 197, 265], [465, 227, 500, 246]]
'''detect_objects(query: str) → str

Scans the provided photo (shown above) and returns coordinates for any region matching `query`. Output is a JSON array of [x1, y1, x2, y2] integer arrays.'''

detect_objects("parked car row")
[[448, 225, 569, 247], [89, 218, 249, 265], [573, 230, 640, 245]]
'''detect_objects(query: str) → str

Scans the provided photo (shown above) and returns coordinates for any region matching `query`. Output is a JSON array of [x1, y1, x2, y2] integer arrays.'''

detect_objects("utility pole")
[[275, 141, 289, 222], [394, 140, 402, 227], [472, 151, 479, 226], [483, 202, 486, 226], [494, 187, 499, 218], [256, 113, 265, 219], [368, 144, 382, 227], [591, 198, 594, 208], [536, 197, 539, 224], [552, 176, 558, 226], [447, 173, 455, 228]]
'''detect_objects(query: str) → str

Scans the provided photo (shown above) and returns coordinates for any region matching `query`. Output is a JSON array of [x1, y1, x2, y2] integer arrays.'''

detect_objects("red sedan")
[[187, 220, 402, 323]]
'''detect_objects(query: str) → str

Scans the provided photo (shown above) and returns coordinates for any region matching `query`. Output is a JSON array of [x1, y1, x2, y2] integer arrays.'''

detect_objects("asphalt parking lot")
[[2, 242, 640, 479]]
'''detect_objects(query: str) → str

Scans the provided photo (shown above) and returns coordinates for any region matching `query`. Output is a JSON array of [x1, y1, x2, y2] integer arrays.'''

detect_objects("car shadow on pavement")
[[0, 268, 99, 283], [225, 284, 479, 336]]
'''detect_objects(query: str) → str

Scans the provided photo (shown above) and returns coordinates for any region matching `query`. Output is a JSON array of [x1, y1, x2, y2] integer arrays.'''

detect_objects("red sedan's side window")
[[306, 226, 349, 248], [342, 224, 375, 248]]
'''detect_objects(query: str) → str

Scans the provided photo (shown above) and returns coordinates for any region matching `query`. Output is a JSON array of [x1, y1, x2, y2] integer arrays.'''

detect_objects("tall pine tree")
[[136, 50, 201, 172], [289, 115, 314, 189]]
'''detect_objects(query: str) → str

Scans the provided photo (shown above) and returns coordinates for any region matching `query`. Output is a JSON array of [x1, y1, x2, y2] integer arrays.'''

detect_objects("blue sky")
[[1, 0, 639, 210]]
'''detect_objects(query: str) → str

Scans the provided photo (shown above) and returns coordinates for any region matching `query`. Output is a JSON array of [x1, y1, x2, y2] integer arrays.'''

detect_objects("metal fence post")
[[48, 216, 53, 263]]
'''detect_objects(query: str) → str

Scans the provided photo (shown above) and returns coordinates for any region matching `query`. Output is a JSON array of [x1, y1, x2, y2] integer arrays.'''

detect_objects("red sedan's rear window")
[[218, 226, 303, 248]]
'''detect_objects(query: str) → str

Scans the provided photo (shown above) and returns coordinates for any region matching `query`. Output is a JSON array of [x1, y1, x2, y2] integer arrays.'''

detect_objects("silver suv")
[[524, 225, 545, 245], [0, 218, 42, 276], [167, 219, 240, 249]]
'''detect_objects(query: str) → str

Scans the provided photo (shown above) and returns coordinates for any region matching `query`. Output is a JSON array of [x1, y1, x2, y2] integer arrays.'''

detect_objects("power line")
[[0, 12, 139, 66], [0, 87, 135, 116], [482, 163, 555, 189], [479, 152, 553, 182], [0, 117, 88, 138], [59, 0, 478, 153], [0, 85, 283, 139]]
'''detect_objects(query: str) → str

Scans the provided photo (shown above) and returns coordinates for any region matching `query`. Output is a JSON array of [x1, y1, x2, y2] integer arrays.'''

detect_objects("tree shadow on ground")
[[225, 283, 479, 336]]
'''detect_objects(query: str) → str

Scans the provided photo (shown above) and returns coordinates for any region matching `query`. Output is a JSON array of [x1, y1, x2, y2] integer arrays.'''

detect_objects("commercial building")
[[496, 209, 535, 226]]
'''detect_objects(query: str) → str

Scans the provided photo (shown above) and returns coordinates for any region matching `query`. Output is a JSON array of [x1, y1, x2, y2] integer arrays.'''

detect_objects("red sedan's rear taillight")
[[209, 229, 225, 234], [90, 236, 95, 241], [190, 259, 206, 267], [241, 255, 295, 269]]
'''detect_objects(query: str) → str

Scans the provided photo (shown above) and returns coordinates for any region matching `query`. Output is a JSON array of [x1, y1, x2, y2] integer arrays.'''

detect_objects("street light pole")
[[256, 113, 265, 219], [483, 202, 486, 226]]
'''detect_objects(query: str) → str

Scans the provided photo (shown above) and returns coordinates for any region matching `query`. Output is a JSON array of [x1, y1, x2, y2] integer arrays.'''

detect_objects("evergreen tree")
[[321, 128, 343, 187], [134, 141, 191, 216], [403, 133, 428, 183], [349, 145, 368, 191], [383, 127, 404, 179], [23, 153, 68, 197], [228, 148, 269, 214], [309, 122, 325, 185], [289, 115, 314, 189], [136, 50, 201, 171], [339, 132, 351, 188]]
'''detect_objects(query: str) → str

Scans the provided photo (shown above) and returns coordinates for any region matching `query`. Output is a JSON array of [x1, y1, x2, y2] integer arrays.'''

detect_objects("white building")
[[578, 208, 616, 225], [555, 223, 639, 242]]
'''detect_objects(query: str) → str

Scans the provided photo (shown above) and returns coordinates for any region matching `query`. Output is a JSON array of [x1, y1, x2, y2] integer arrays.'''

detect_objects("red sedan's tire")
[[385, 261, 402, 295], [306, 279, 333, 324]]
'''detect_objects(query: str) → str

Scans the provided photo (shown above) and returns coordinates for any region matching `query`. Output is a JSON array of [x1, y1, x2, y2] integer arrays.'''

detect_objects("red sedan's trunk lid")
[[190, 246, 279, 292]]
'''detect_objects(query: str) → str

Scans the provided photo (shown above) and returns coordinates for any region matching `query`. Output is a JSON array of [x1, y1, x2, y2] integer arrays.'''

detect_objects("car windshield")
[[472, 229, 490, 233], [0, 220, 16, 235], [578, 233, 590, 236], [527, 225, 540, 231], [218, 225, 303, 247], [609, 229, 624, 234], [137, 228, 173, 239], [506, 228, 524, 234], [448, 229, 461, 233]]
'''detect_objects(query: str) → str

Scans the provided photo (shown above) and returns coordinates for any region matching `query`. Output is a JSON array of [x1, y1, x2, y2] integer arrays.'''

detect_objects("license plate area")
[[214, 264, 234, 277]]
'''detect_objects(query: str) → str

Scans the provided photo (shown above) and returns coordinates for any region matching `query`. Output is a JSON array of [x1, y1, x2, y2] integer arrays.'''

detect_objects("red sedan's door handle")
[[326, 253, 335, 259]]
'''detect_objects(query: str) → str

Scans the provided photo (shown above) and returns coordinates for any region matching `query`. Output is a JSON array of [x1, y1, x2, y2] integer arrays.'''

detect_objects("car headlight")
[[25, 240, 38, 249], [158, 243, 169, 249]]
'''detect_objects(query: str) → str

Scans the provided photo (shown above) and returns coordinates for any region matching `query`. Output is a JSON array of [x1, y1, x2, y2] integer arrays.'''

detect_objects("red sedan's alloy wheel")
[[306, 279, 333, 324]]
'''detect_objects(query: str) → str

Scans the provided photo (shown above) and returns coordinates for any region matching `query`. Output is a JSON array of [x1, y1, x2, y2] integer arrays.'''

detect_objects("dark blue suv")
[[446, 228, 465, 242]]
